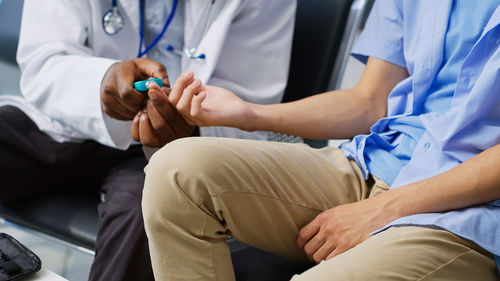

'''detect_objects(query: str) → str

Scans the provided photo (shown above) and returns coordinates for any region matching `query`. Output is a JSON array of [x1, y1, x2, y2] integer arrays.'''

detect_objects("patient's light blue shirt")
[[341, 0, 500, 269]]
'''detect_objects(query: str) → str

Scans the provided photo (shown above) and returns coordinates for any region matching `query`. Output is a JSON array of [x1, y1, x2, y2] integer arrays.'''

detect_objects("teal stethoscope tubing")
[[137, 0, 178, 58]]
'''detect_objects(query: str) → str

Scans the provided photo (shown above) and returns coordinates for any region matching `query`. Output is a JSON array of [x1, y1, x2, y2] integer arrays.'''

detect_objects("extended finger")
[[177, 79, 202, 116], [169, 71, 194, 105], [146, 80, 163, 92], [191, 91, 206, 119]]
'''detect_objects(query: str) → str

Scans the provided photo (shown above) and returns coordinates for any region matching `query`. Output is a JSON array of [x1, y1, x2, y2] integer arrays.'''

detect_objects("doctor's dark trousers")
[[0, 106, 154, 281]]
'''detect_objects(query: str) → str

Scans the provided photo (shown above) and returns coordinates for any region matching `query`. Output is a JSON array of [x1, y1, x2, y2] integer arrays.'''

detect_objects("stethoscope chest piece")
[[103, 7, 125, 35]]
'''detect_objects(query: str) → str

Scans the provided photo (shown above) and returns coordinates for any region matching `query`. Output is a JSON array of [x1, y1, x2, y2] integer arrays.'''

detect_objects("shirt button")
[[460, 75, 471, 88], [468, 77, 475, 88], [151, 14, 161, 24], [461, 76, 470, 87], [424, 143, 431, 150]]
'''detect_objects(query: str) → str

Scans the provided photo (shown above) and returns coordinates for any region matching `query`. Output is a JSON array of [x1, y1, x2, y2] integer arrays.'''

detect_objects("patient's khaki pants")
[[142, 137, 498, 281]]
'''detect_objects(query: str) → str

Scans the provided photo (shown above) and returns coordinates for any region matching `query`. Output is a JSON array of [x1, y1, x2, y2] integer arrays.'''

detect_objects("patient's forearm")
[[379, 144, 500, 219], [245, 57, 408, 139], [248, 88, 383, 139]]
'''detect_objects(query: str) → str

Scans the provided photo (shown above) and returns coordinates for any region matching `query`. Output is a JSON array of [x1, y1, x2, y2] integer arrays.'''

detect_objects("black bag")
[[0, 233, 41, 281]]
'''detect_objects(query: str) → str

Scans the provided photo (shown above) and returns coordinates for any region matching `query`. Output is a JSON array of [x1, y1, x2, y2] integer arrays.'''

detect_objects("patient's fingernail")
[[145, 80, 157, 88], [182, 71, 194, 78], [193, 79, 201, 87]]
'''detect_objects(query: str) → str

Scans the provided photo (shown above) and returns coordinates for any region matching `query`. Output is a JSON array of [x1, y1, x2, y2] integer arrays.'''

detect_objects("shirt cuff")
[[351, 36, 406, 68]]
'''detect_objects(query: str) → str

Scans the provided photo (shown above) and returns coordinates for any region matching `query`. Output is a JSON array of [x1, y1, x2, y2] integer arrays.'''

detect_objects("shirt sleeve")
[[351, 0, 406, 67], [17, 0, 129, 149]]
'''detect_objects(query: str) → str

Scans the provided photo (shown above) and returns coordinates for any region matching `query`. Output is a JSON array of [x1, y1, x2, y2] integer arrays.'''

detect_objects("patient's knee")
[[142, 137, 227, 223], [146, 137, 226, 179]]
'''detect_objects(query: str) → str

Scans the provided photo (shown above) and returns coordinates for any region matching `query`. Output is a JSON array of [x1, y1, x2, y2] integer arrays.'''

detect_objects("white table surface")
[[24, 268, 68, 281]]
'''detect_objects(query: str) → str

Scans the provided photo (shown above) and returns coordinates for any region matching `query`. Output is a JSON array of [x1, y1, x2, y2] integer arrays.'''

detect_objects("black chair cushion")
[[0, 195, 98, 250], [283, 0, 354, 102], [0, 0, 23, 65]]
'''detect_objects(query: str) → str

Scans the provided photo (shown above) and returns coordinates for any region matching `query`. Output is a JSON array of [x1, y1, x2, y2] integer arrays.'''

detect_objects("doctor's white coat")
[[9, 0, 295, 149]]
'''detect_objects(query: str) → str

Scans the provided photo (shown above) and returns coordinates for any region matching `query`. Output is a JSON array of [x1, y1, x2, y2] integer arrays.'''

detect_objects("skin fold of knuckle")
[[120, 90, 138, 103], [176, 104, 186, 114], [102, 105, 111, 115], [101, 91, 114, 104], [312, 252, 323, 264]]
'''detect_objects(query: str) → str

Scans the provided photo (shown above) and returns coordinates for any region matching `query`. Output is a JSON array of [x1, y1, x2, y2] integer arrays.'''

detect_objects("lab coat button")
[[424, 143, 431, 150], [462, 76, 470, 87]]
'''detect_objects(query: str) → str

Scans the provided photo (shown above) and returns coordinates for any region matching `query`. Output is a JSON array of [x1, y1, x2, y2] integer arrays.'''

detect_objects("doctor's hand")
[[131, 82, 193, 147], [166, 71, 255, 130], [296, 196, 399, 264], [100, 58, 170, 120]]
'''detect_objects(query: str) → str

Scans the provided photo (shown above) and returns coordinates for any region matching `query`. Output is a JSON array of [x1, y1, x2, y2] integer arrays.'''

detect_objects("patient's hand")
[[164, 71, 255, 130]]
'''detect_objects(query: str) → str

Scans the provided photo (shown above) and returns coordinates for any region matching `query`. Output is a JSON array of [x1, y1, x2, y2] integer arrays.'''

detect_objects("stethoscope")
[[102, 0, 208, 59]]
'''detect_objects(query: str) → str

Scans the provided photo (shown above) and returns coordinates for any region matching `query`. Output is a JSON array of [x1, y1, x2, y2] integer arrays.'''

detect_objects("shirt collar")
[[482, 4, 500, 38]]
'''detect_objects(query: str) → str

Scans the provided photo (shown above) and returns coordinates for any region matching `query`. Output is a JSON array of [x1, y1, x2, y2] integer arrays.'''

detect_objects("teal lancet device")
[[133, 78, 163, 92]]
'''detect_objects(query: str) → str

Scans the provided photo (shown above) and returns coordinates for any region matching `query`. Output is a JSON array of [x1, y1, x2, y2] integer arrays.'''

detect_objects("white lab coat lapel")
[[182, 0, 242, 83], [118, 0, 141, 39]]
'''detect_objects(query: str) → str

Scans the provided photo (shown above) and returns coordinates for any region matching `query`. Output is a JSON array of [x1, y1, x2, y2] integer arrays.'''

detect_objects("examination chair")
[[0, 0, 371, 280]]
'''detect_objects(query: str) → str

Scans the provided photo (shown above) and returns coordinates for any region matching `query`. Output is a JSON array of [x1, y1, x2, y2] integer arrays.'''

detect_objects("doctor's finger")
[[149, 88, 183, 124], [131, 111, 141, 142], [170, 71, 194, 105], [138, 111, 163, 147], [102, 97, 137, 120], [113, 62, 147, 98], [149, 91, 194, 137], [116, 78, 147, 109], [146, 100, 178, 139], [135, 58, 170, 87]]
